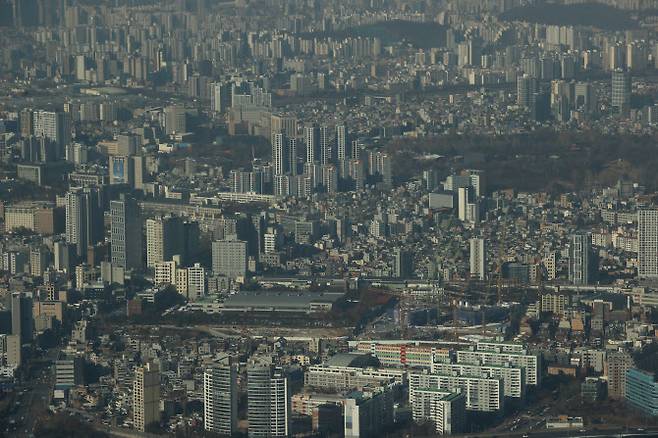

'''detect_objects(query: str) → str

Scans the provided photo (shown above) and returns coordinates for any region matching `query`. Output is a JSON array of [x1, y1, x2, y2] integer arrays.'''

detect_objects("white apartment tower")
[[247, 357, 290, 438], [639, 209, 658, 278], [470, 238, 486, 280], [204, 356, 238, 435]]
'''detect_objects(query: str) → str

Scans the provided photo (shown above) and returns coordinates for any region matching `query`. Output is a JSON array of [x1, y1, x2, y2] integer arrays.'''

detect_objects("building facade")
[[204, 356, 238, 435]]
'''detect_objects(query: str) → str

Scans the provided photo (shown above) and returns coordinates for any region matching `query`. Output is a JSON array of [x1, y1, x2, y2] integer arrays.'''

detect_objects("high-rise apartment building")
[[186, 263, 206, 300], [458, 187, 470, 222], [133, 363, 161, 432], [211, 82, 232, 113], [305, 125, 320, 164], [212, 240, 248, 278], [606, 350, 634, 399], [344, 387, 395, 438], [32, 110, 71, 158], [319, 126, 333, 165], [466, 169, 486, 197], [2, 334, 22, 367], [470, 238, 486, 280], [638, 209, 658, 278], [145, 216, 184, 268], [430, 362, 525, 399], [247, 357, 290, 438], [409, 372, 504, 412], [272, 133, 289, 176], [412, 390, 465, 435], [204, 356, 238, 435], [569, 233, 593, 285], [271, 114, 297, 140], [457, 348, 540, 386], [336, 124, 349, 161]]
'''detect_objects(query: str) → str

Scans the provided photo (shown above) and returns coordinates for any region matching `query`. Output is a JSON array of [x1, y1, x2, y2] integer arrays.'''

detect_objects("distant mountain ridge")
[[500, 3, 639, 30]]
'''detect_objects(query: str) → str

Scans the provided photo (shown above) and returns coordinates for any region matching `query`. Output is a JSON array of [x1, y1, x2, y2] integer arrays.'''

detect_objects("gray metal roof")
[[223, 290, 345, 309]]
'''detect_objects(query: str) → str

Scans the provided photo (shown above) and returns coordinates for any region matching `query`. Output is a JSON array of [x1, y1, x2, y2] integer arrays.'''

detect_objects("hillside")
[[500, 3, 638, 30]]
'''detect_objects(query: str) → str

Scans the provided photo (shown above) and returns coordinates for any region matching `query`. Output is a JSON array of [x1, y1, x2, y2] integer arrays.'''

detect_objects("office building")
[[581, 377, 607, 402], [470, 238, 486, 280], [133, 363, 161, 432], [517, 74, 538, 108], [110, 195, 143, 271], [412, 389, 465, 435], [65, 188, 103, 258], [164, 105, 186, 135], [625, 368, 658, 417], [611, 69, 631, 115], [109, 155, 135, 186], [55, 355, 84, 389], [247, 357, 290, 438], [638, 209, 658, 278], [574, 82, 597, 114], [116, 133, 140, 156], [212, 240, 247, 278], [11, 293, 33, 344], [394, 249, 413, 279], [204, 356, 238, 435]]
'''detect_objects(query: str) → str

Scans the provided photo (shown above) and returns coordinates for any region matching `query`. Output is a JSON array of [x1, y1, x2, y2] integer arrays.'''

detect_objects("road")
[[457, 428, 658, 438], [4, 348, 58, 437]]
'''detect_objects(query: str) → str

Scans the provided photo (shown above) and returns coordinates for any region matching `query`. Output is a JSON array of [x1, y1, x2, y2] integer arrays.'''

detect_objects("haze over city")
[[5, 0, 658, 437]]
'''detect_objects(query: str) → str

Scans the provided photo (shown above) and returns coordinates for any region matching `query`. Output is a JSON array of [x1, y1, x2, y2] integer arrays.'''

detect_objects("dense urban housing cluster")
[[5, 0, 658, 437]]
